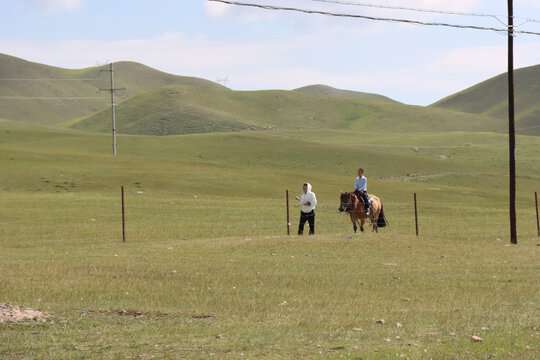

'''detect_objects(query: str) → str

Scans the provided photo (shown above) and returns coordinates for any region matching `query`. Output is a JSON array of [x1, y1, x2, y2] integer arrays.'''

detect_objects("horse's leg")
[[360, 218, 365, 232], [350, 216, 357, 233]]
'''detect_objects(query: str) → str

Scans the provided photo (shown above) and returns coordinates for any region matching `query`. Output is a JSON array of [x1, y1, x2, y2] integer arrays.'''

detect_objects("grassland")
[[1, 119, 539, 359]]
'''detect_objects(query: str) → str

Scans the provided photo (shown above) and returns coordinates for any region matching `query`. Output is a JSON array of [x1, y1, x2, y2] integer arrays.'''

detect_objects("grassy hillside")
[[70, 84, 506, 136], [295, 84, 398, 103], [2, 53, 523, 137], [0, 53, 226, 125], [432, 64, 540, 135], [1, 120, 539, 359]]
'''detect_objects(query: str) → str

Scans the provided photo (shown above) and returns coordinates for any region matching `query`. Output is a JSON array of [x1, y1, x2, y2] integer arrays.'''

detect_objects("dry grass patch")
[[0, 303, 49, 324]]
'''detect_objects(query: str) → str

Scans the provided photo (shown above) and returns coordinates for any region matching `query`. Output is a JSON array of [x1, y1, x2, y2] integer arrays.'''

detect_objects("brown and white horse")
[[339, 192, 386, 233]]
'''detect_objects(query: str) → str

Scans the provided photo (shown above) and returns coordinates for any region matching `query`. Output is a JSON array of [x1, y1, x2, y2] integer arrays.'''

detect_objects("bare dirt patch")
[[79, 309, 215, 322], [378, 171, 505, 181], [80, 309, 171, 320], [0, 303, 49, 323]]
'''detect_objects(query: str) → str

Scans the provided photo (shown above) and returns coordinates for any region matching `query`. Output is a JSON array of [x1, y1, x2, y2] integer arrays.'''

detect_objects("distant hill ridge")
[[432, 64, 540, 135], [0, 53, 226, 125], [295, 84, 398, 103], [2, 52, 539, 137], [70, 83, 505, 136]]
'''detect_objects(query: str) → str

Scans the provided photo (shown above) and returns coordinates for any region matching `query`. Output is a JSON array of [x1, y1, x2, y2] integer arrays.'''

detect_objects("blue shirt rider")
[[354, 168, 370, 215]]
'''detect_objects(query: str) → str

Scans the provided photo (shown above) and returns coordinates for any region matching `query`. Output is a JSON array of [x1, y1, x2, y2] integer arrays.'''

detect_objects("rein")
[[341, 193, 356, 212]]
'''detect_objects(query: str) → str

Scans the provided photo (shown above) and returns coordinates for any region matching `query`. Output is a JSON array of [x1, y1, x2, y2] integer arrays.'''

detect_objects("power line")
[[308, 0, 504, 20], [516, 124, 540, 131], [208, 0, 540, 36], [0, 96, 106, 100], [117, 103, 175, 117], [309, 0, 540, 25], [0, 78, 101, 81]]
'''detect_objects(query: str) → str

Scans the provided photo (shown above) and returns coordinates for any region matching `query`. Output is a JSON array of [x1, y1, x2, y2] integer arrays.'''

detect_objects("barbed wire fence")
[[1, 187, 539, 246]]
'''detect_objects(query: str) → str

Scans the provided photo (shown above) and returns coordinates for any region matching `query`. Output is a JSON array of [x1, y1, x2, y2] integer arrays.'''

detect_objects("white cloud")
[[204, 1, 229, 18], [0, 31, 297, 80], [1, 28, 539, 106], [220, 40, 540, 104], [21, 0, 82, 12], [200, 0, 495, 44], [204, 0, 283, 23]]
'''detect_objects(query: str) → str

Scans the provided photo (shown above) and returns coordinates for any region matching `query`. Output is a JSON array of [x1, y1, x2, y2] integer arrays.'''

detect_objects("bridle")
[[339, 193, 354, 212]]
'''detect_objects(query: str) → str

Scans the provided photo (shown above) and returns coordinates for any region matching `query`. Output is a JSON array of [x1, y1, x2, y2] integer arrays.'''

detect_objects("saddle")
[[354, 191, 372, 210]]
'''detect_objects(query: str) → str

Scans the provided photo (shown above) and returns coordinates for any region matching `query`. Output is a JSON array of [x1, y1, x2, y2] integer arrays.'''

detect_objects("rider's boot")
[[364, 197, 370, 215]]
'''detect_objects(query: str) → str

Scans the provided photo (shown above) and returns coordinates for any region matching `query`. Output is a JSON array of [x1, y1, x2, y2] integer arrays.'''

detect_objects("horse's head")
[[339, 192, 351, 212]]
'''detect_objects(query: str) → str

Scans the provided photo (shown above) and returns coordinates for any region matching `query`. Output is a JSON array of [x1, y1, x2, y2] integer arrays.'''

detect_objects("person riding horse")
[[354, 168, 370, 215]]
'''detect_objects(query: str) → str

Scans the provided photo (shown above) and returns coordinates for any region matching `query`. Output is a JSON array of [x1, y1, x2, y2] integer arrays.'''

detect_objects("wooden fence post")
[[286, 189, 290, 236], [121, 185, 126, 242], [534, 191, 540, 236], [414, 193, 419, 236]]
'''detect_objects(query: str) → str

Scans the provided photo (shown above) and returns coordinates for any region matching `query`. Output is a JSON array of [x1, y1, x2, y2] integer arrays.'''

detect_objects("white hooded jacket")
[[299, 183, 317, 213]]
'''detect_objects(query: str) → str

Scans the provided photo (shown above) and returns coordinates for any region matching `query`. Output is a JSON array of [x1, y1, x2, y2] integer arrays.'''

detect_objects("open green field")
[[1, 119, 539, 359]]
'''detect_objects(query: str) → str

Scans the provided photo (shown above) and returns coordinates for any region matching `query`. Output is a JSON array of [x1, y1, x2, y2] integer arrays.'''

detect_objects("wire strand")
[[0, 96, 107, 100], [208, 0, 540, 36], [0, 78, 101, 81], [308, 0, 505, 20]]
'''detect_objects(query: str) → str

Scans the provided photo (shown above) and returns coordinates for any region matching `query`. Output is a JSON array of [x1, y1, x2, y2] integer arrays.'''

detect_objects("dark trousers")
[[298, 210, 315, 235]]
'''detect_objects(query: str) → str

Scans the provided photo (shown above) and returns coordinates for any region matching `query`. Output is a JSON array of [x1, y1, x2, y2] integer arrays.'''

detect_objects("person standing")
[[295, 182, 317, 235], [354, 168, 370, 215]]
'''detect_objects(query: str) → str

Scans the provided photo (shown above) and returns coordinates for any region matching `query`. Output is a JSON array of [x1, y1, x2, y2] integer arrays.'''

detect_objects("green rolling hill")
[[69, 84, 505, 136], [432, 64, 540, 135], [294, 84, 398, 103], [0, 53, 226, 125], [3, 52, 539, 137]]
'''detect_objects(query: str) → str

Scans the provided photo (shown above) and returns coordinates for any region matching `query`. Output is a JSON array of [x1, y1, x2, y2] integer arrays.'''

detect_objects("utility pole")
[[508, 0, 517, 244], [216, 77, 229, 87], [101, 63, 126, 156]]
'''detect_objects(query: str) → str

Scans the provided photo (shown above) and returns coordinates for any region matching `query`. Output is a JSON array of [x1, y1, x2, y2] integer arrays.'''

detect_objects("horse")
[[339, 192, 386, 233]]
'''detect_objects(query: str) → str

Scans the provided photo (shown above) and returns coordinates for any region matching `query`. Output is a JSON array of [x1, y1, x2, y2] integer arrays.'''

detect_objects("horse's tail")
[[377, 203, 387, 228]]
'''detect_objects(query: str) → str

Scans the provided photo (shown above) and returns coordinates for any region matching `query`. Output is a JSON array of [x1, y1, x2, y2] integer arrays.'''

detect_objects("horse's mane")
[[346, 192, 363, 210]]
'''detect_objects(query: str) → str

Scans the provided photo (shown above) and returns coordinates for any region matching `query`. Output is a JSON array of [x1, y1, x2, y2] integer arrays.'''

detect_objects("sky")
[[0, 0, 539, 105]]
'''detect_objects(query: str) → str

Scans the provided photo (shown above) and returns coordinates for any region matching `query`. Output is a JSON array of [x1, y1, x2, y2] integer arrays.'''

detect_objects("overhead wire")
[[307, 0, 513, 28], [207, 0, 540, 36], [0, 96, 107, 100], [0, 78, 101, 81], [308, 0, 506, 20], [307, 0, 540, 28], [116, 103, 177, 117], [516, 124, 540, 131]]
